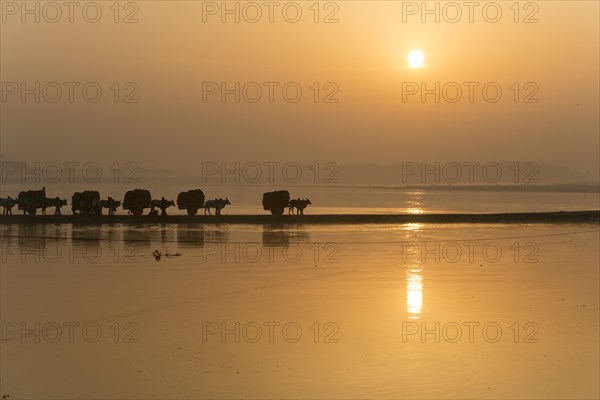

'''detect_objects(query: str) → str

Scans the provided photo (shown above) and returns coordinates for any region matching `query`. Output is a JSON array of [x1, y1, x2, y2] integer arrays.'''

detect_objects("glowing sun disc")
[[408, 50, 425, 68]]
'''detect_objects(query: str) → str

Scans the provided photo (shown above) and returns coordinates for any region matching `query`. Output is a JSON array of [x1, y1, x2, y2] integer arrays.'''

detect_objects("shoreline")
[[0, 210, 598, 225]]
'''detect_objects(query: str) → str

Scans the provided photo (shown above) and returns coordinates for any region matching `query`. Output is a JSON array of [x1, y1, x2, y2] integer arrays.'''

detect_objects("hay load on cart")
[[71, 191, 101, 215], [123, 189, 152, 216], [176, 189, 205, 215], [262, 190, 290, 216], [17, 188, 46, 215]]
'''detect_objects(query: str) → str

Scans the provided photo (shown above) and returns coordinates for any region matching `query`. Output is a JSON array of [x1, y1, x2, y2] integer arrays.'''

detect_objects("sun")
[[408, 50, 425, 68]]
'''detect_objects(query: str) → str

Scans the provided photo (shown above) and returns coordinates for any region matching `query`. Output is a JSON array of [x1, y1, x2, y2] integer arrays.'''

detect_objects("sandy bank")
[[0, 210, 598, 225]]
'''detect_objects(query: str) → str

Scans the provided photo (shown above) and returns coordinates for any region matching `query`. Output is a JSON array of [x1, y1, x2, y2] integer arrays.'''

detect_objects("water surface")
[[1, 223, 598, 399]]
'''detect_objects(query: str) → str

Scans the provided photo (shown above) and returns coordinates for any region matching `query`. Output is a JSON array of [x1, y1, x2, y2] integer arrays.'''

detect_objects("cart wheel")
[[187, 207, 198, 216], [132, 207, 143, 216], [271, 207, 284, 216], [29, 207, 37, 216]]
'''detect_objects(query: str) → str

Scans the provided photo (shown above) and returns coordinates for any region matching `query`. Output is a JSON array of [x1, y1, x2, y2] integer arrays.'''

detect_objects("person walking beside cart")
[[160, 197, 167, 216], [108, 197, 115, 216], [5, 196, 14, 215], [54, 197, 62, 216]]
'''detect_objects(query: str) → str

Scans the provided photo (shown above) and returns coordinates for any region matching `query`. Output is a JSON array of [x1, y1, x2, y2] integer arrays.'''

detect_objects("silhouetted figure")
[[54, 197, 62, 216], [108, 197, 115, 216], [152, 249, 181, 261], [4, 196, 14, 215], [160, 197, 167, 216], [149, 198, 174, 216]]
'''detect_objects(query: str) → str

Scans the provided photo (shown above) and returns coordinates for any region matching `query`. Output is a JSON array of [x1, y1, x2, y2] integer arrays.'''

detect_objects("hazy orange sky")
[[1, 1, 598, 176]]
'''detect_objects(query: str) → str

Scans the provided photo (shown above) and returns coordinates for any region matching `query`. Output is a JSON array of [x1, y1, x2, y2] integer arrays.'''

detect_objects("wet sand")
[[0, 210, 598, 225]]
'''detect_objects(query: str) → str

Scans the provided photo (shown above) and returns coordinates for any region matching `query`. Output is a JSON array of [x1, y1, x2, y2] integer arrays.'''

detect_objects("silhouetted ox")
[[204, 198, 230, 216], [289, 198, 312, 215]]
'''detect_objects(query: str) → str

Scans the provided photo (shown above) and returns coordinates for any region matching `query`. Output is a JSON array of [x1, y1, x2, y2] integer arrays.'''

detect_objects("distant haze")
[[1, 2, 598, 175]]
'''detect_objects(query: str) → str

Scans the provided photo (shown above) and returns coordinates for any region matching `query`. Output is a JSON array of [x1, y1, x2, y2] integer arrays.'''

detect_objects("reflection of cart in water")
[[262, 190, 290, 216], [176, 189, 205, 216], [123, 189, 152, 216], [262, 225, 310, 248], [176, 223, 205, 247]]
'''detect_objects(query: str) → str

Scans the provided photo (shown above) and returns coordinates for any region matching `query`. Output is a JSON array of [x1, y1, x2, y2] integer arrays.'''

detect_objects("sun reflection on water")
[[406, 266, 423, 319], [401, 222, 423, 232]]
